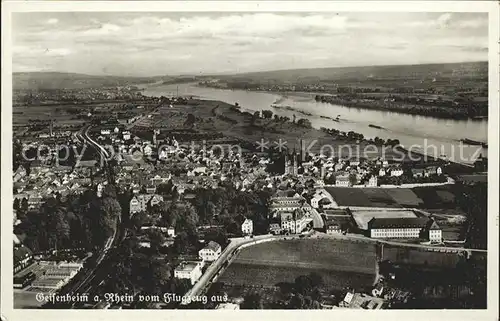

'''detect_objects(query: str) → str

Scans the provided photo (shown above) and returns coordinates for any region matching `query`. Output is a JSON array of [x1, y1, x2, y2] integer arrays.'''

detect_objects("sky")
[[12, 12, 488, 76]]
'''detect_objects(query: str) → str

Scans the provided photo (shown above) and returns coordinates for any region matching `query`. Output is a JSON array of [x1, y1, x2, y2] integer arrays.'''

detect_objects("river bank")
[[314, 94, 487, 120], [142, 82, 488, 164], [198, 83, 487, 120]]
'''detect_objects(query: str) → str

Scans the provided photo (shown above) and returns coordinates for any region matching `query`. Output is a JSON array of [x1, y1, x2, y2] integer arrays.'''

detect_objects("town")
[[12, 82, 487, 310]]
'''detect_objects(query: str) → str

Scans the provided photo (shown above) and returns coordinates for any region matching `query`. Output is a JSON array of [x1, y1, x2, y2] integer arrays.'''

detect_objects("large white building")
[[198, 241, 221, 262], [367, 217, 442, 242], [335, 175, 351, 187], [280, 209, 312, 234], [174, 261, 203, 285], [269, 191, 308, 212]]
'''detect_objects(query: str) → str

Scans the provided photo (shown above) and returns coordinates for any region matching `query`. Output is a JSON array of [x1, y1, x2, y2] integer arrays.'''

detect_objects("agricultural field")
[[385, 188, 424, 207], [361, 188, 400, 207], [412, 186, 460, 209], [217, 239, 377, 293], [381, 245, 462, 268], [324, 186, 463, 210]]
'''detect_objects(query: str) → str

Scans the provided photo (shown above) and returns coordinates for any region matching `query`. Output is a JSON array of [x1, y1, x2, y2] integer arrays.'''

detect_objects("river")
[[143, 82, 488, 164]]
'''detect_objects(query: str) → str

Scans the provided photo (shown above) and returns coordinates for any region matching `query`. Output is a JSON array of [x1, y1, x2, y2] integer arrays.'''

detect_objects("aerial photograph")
[[9, 10, 490, 310]]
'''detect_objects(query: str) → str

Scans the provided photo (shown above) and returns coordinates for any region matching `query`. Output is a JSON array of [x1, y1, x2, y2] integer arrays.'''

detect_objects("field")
[[324, 186, 463, 210], [220, 62, 487, 86], [385, 188, 424, 207], [412, 186, 460, 209], [325, 187, 405, 208], [381, 245, 462, 268], [13, 72, 162, 90], [360, 188, 399, 207], [217, 239, 377, 293]]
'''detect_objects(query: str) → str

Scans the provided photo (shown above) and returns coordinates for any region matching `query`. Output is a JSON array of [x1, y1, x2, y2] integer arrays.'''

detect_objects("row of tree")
[[14, 185, 122, 252]]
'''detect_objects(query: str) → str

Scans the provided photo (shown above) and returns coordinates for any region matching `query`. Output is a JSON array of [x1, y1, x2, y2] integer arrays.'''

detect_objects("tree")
[[262, 110, 273, 119], [20, 198, 29, 213], [294, 275, 313, 295], [13, 198, 20, 211], [308, 272, 323, 288], [348, 173, 358, 186], [157, 180, 174, 196], [131, 211, 150, 229], [205, 229, 229, 247], [100, 196, 121, 236], [151, 262, 172, 292], [297, 118, 312, 128], [288, 293, 306, 309], [185, 113, 196, 127], [148, 229, 166, 253], [172, 231, 195, 255]]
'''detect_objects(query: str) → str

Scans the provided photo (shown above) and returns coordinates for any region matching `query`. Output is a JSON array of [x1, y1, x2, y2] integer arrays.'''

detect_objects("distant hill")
[[219, 61, 488, 84], [13, 72, 165, 90]]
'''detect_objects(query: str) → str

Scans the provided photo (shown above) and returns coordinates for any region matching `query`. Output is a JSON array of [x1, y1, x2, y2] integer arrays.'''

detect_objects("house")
[[241, 218, 253, 235], [367, 176, 378, 187], [144, 145, 153, 156], [390, 168, 404, 177], [335, 175, 351, 187], [427, 221, 443, 242], [310, 189, 335, 209], [101, 129, 111, 135], [14, 272, 36, 289], [426, 166, 442, 176], [372, 284, 384, 297], [174, 261, 203, 285], [129, 194, 164, 214], [140, 225, 175, 238], [378, 168, 386, 177], [269, 223, 282, 235], [326, 223, 342, 235], [14, 245, 33, 273], [349, 159, 361, 167], [411, 168, 425, 178], [367, 217, 442, 242], [13, 165, 27, 182], [28, 194, 43, 209], [198, 241, 222, 262]]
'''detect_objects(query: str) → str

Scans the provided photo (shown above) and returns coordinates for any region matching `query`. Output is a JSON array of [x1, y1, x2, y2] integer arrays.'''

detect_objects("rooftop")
[[368, 217, 436, 230], [175, 261, 201, 272], [204, 241, 221, 252]]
